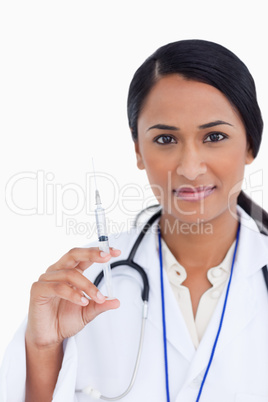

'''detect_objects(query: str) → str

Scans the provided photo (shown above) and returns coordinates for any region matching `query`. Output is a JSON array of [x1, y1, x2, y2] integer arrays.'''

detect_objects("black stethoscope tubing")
[[94, 207, 268, 298], [90, 208, 268, 400], [94, 209, 162, 302], [81, 210, 162, 400]]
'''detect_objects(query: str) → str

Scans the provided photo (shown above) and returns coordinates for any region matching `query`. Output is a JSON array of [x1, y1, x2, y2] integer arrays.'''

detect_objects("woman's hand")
[[25, 247, 121, 348]]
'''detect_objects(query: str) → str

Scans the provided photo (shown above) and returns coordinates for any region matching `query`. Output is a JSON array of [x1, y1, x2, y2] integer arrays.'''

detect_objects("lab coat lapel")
[[183, 264, 257, 384], [183, 207, 268, 383], [133, 207, 268, 379], [133, 220, 196, 362]]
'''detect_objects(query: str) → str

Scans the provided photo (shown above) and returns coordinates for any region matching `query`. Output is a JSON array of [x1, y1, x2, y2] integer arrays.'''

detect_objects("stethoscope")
[[77, 210, 160, 400], [77, 209, 268, 401]]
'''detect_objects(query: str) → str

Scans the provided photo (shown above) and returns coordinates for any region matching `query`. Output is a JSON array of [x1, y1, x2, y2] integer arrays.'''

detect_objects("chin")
[[162, 201, 231, 225]]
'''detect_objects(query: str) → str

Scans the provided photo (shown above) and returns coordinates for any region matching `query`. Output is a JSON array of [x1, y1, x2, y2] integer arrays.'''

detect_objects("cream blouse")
[[161, 239, 236, 348]]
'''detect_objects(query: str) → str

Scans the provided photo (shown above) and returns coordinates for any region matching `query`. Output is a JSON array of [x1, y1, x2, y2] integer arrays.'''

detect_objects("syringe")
[[94, 183, 114, 299]]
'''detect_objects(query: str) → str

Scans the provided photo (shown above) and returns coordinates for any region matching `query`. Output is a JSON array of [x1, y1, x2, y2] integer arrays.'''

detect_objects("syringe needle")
[[92, 157, 98, 191]]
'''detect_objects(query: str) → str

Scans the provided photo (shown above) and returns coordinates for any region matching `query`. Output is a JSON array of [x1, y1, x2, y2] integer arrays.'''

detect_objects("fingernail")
[[100, 251, 109, 258], [81, 297, 89, 305], [97, 291, 105, 301]]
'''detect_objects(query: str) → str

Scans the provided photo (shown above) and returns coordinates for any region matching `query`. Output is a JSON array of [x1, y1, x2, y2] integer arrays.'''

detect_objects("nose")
[[176, 145, 207, 180]]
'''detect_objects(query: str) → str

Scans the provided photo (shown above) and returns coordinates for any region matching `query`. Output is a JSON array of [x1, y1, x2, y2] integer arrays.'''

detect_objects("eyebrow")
[[198, 120, 234, 129], [147, 120, 233, 132], [147, 124, 179, 132]]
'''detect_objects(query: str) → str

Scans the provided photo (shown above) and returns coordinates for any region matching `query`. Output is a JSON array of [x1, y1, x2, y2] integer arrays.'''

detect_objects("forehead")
[[138, 75, 242, 128]]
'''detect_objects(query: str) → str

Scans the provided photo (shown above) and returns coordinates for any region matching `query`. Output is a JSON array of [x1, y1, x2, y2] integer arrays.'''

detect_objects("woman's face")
[[135, 75, 254, 224]]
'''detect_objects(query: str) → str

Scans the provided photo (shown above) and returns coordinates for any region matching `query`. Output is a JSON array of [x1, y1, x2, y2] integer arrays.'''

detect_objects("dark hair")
[[128, 39, 268, 234]]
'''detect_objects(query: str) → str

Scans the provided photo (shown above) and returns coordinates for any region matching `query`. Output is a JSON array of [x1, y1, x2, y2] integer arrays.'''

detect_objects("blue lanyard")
[[158, 222, 241, 402]]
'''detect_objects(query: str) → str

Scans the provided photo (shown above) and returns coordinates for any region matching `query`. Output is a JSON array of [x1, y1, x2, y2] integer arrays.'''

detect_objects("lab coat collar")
[[133, 205, 268, 369], [236, 205, 268, 276], [134, 205, 268, 276], [186, 206, 268, 382]]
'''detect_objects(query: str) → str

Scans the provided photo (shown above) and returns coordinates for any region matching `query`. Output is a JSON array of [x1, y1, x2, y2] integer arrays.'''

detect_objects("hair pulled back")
[[127, 39, 268, 233]]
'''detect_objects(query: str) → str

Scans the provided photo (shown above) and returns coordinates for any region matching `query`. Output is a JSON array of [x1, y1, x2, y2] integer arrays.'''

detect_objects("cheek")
[[144, 157, 176, 189], [145, 165, 169, 200], [141, 154, 172, 202], [141, 146, 172, 177], [222, 147, 247, 177], [212, 147, 247, 201]]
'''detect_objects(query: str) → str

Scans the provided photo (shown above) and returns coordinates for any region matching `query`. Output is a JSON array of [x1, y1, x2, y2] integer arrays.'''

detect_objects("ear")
[[134, 142, 145, 170], [245, 145, 254, 165]]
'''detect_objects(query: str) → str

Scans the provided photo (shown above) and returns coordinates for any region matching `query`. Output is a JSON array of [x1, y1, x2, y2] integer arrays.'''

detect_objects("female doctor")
[[1, 39, 268, 402]]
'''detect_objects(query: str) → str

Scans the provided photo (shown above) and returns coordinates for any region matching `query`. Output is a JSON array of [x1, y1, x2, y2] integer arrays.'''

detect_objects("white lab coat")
[[1, 206, 268, 402]]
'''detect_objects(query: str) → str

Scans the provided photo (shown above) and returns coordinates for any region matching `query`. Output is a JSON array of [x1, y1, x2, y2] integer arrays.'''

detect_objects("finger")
[[30, 280, 96, 307], [78, 247, 121, 270], [82, 298, 121, 325], [47, 247, 120, 272], [39, 269, 106, 304]]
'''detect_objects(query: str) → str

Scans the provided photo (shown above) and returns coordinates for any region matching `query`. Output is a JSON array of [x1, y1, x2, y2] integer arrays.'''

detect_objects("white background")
[[0, 0, 268, 364]]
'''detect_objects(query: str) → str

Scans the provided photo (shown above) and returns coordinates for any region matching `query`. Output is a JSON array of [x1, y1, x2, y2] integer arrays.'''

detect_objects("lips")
[[173, 185, 216, 202]]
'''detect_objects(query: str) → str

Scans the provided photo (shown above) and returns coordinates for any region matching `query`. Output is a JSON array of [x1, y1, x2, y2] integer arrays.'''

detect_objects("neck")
[[160, 205, 239, 273]]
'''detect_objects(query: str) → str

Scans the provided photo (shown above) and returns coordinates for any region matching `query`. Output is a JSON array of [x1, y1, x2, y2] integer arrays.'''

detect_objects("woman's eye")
[[154, 135, 176, 144], [204, 132, 227, 143]]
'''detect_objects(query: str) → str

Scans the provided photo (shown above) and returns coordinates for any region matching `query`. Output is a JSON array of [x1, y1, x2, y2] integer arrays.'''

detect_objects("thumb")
[[82, 298, 120, 325]]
